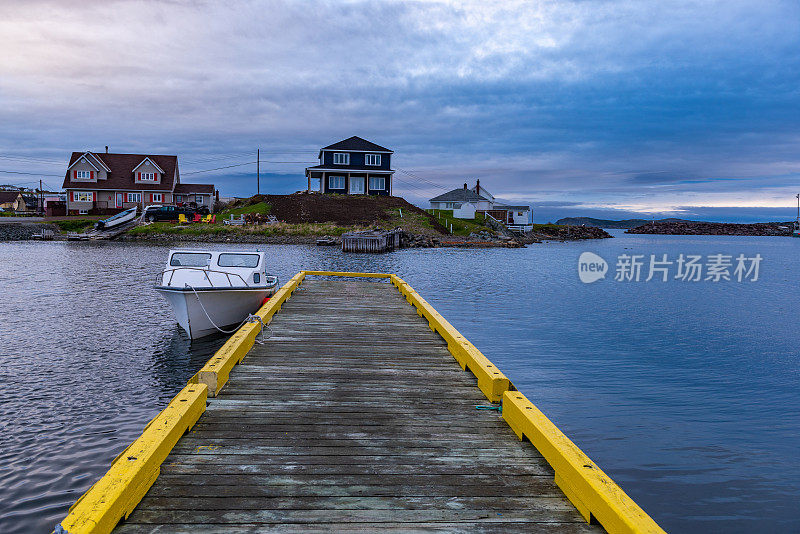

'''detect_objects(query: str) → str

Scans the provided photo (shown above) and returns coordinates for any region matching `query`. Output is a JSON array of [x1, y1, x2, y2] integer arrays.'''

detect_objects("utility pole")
[[257, 148, 260, 196], [39, 179, 43, 215]]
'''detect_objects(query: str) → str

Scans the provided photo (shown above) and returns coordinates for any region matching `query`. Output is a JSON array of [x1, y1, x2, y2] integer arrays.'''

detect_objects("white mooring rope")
[[185, 284, 271, 342]]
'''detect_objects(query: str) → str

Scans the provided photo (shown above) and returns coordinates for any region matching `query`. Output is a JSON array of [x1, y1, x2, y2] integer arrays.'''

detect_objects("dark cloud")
[[0, 0, 798, 220]]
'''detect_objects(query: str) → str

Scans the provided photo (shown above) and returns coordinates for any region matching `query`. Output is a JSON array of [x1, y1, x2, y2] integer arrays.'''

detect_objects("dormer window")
[[140, 172, 156, 181], [365, 154, 381, 166], [333, 153, 349, 165], [76, 171, 92, 179]]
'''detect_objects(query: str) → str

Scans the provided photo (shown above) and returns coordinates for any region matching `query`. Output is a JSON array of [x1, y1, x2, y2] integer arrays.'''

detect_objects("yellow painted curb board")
[[390, 275, 510, 402], [302, 270, 391, 279], [57, 384, 207, 534], [194, 272, 306, 396], [503, 391, 666, 534]]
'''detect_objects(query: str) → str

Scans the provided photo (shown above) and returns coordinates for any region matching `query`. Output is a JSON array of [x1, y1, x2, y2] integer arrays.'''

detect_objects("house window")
[[369, 176, 385, 190], [175, 195, 183, 202], [140, 172, 156, 181], [74, 192, 93, 202], [328, 176, 345, 189], [333, 153, 349, 165], [195, 195, 203, 203], [152, 193, 163, 202], [79, 209, 88, 215], [126, 193, 141, 202], [76, 171, 92, 179], [365, 154, 381, 166]]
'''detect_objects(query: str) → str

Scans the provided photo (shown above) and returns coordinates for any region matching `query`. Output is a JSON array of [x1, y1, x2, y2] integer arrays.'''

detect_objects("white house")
[[429, 180, 532, 230]]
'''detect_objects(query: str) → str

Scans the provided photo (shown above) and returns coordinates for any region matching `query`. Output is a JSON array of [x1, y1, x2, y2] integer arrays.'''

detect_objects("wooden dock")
[[59, 273, 664, 534], [341, 229, 401, 252], [111, 279, 597, 532]]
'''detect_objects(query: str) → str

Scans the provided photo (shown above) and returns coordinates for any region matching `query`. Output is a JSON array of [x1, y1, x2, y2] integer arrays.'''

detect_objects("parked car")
[[142, 205, 195, 222], [188, 202, 211, 215]]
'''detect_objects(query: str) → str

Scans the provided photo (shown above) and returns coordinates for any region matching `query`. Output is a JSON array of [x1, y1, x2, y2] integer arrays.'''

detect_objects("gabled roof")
[[320, 136, 392, 153], [132, 156, 165, 174], [67, 151, 111, 172], [63, 152, 179, 191], [174, 183, 214, 194], [0, 191, 23, 203], [429, 188, 487, 203]]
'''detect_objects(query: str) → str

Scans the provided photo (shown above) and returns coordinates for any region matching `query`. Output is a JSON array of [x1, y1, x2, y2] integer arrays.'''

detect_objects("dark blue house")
[[305, 136, 394, 195]]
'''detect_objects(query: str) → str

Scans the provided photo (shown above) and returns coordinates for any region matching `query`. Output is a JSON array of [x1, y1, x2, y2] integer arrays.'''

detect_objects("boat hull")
[[96, 208, 137, 230], [156, 286, 275, 339]]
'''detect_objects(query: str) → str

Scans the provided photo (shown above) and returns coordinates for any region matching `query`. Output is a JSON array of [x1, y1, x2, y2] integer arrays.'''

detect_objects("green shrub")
[[53, 219, 95, 232]]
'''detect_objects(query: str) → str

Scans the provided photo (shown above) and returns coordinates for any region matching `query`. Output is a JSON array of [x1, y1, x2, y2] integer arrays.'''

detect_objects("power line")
[[181, 151, 316, 165], [395, 169, 453, 192], [182, 161, 256, 175], [0, 154, 65, 165], [0, 169, 63, 176], [183, 160, 317, 177]]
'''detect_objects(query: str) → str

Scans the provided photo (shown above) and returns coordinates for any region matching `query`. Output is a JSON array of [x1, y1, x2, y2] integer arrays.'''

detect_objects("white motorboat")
[[95, 207, 138, 230], [156, 250, 279, 339]]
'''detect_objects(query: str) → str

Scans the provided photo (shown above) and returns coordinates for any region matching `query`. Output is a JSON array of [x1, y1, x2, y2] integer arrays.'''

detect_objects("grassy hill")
[[129, 194, 455, 239]]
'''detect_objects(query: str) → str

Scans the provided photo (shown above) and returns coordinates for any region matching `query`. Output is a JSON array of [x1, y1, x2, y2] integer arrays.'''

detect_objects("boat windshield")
[[218, 253, 260, 268], [170, 252, 211, 267]]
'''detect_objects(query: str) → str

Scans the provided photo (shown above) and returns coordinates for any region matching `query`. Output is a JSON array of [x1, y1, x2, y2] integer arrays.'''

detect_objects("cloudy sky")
[[1, 0, 798, 221]]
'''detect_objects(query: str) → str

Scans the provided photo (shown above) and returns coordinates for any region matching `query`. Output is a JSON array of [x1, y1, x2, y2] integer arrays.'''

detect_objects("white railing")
[[157, 267, 251, 288]]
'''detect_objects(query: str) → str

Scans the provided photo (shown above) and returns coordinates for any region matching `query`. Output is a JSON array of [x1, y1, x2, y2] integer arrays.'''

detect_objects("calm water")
[[0, 233, 797, 533]]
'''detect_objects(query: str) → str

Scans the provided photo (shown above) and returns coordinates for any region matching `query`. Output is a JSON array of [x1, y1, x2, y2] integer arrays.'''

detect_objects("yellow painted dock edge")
[[503, 392, 666, 534], [56, 384, 207, 534], [389, 275, 510, 402], [190, 271, 306, 396]]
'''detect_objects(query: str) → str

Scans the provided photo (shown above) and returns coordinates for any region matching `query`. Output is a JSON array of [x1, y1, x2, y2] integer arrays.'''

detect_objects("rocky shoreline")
[[2, 221, 613, 247], [521, 225, 613, 243], [117, 225, 612, 248], [626, 221, 796, 236], [0, 222, 58, 241]]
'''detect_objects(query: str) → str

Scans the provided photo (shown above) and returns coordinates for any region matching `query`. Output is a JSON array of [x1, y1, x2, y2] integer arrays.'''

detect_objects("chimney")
[[105, 146, 108, 153], [463, 183, 467, 190], [475, 179, 480, 192]]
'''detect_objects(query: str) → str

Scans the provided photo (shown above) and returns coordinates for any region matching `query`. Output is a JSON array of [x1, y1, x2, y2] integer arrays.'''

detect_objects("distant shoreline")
[[625, 220, 795, 236]]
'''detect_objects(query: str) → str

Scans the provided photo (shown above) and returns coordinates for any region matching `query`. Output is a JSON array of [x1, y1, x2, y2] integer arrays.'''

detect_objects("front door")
[[349, 176, 365, 194], [115, 193, 123, 208]]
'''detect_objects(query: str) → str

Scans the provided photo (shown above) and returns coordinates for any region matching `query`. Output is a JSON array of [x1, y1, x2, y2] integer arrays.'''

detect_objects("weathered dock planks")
[[114, 280, 603, 533]]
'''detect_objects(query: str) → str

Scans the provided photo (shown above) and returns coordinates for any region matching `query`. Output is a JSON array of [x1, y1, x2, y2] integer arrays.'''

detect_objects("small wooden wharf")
[[341, 229, 401, 252], [57, 272, 664, 534]]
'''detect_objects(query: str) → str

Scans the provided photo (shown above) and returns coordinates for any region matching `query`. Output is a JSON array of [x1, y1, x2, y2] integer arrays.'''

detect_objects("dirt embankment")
[[245, 193, 449, 232], [626, 221, 795, 236]]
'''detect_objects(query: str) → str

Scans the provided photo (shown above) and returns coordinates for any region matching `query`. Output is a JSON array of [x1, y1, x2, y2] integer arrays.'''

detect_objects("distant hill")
[[555, 217, 693, 229]]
